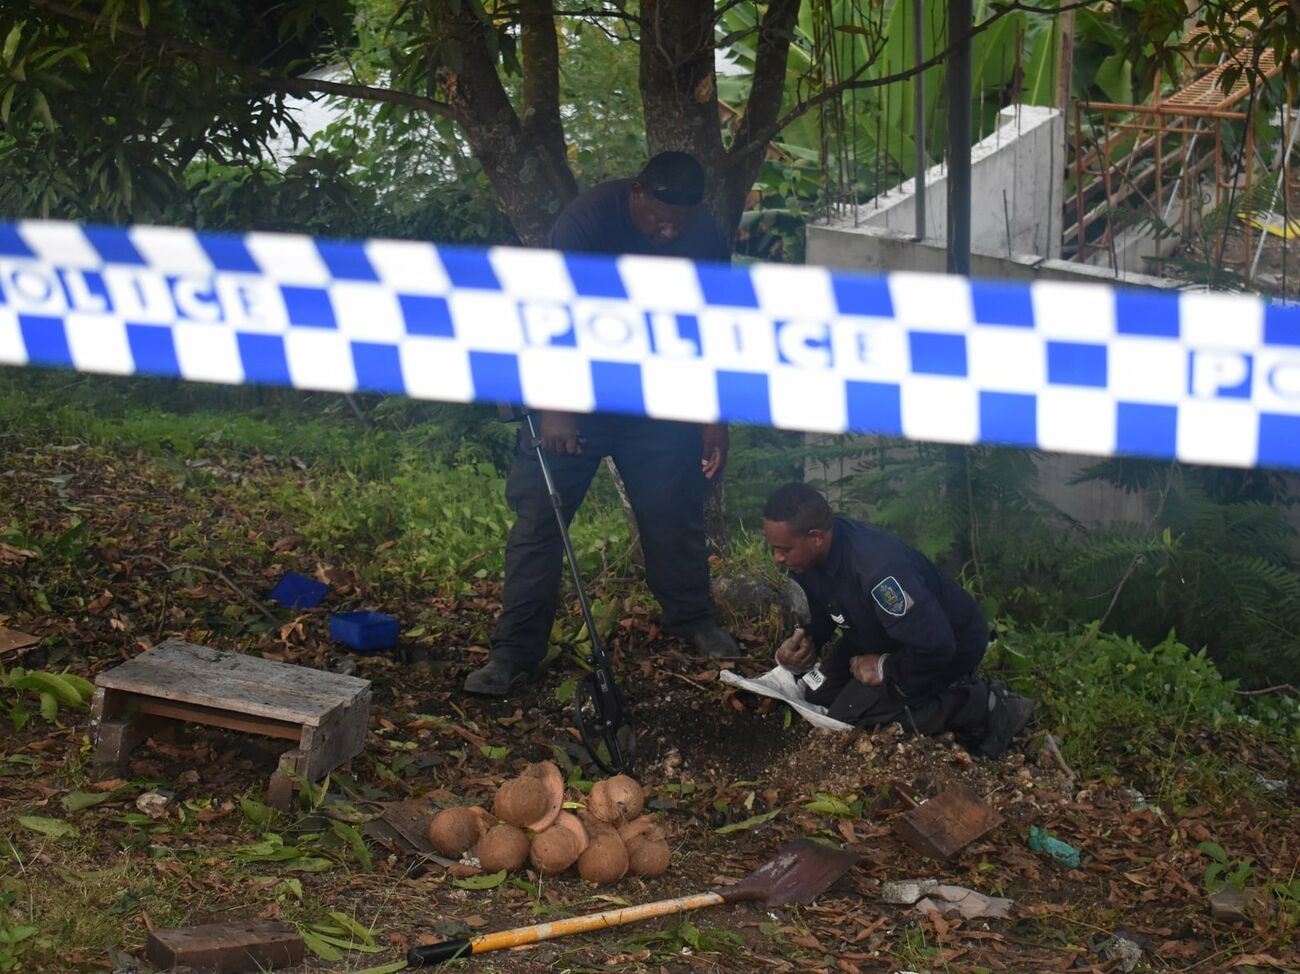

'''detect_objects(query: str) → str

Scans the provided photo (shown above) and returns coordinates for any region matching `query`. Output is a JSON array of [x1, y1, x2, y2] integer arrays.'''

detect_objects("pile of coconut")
[[426, 761, 671, 885]]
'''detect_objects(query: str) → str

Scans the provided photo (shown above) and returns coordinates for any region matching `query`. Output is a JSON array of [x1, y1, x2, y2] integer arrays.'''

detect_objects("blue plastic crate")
[[267, 572, 328, 609], [329, 611, 399, 652]]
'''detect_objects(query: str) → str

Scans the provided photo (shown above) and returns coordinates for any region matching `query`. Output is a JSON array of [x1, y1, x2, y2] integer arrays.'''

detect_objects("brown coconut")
[[587, 775, 645, 823], [521, 760, 565, 832], [493, 776, 549, 828], [527, 811, 587, 875], [529, 825, 580, 875], [427, 806, 489, 857], [577, 832, 629, 885], [578, 808, 617, 840], [625, 834, 671, 878], [475, 824, 530, 873], [617, 816, 662, 846]]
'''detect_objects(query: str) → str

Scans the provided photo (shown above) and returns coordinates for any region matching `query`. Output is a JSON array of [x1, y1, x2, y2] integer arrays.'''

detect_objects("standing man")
[[464, 152, 738, 697], [763, 482, 1035, 757]]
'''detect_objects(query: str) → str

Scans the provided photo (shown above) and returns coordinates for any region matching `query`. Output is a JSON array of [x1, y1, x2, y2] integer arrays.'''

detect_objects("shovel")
[[405, 838, 861, 967], [888, 779, 1002, 859]]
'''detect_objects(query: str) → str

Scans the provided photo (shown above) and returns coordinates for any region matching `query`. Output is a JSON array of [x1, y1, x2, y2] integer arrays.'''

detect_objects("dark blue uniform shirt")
[[791, 517, 989, 700], [546, 178, 730, 261]]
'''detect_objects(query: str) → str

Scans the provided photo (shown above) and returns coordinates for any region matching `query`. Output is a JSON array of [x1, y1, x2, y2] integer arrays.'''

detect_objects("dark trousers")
[[489, 415, 716, 668], [805, 636, 991, 735]]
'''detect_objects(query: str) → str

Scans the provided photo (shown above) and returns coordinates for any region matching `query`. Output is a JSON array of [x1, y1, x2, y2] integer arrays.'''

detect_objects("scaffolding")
[[1066, 43, 1296, 281]]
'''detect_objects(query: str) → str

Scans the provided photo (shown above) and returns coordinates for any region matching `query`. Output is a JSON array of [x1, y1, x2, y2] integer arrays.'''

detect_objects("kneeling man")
[[763, 483, 1034, 757]]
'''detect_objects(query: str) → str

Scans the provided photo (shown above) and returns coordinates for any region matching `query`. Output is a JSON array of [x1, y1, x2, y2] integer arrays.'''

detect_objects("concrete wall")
[[822, 105, 1065, 259], [808, 222, 1180, 289]]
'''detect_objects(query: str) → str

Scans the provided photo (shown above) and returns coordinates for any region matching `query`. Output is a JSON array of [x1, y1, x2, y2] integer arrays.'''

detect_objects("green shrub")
[[987, 621, 1299, 800]]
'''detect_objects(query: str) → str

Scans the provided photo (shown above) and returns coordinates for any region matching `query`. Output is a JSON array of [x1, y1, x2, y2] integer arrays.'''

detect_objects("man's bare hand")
[[849, 654, 885, 686], [701, 423, 729, 480], [776, 628, 816, 671], [538, 411, 581, 454]]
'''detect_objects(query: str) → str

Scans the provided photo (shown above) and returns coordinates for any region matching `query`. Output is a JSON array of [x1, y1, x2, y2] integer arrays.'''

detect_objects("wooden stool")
[[90, 639, 372, 809]]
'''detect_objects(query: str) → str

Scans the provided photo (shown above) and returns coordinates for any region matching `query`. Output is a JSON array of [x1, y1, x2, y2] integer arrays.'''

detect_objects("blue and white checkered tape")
[[1, 219, 1298, 470]]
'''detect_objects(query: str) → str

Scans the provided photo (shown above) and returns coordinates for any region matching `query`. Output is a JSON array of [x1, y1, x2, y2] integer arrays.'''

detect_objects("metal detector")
[[521, 411, 637, 775]]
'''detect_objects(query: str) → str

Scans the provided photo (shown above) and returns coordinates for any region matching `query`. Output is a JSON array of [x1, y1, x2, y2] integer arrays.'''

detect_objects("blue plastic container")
[[329, 611, 399, 652], [268, 572, 328, 609]]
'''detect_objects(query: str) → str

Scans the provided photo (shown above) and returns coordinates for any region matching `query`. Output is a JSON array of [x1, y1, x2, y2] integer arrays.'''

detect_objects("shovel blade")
[[722, 838, 861, 907]]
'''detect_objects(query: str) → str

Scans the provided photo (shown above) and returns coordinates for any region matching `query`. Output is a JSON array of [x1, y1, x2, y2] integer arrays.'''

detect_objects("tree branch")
[[728, 0, 802, 163], [550, 6, 642, 24], [30, 0, 456, 120]]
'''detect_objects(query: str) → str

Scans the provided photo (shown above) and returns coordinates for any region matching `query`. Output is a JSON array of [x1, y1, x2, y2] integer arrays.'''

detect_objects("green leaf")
[[327, 911, 376, 945], [1095, 54, 1133, 104], [9, 700, 30, 731], [2, 23, 21, 66], [39, 691, 59, 722], [452, 869, 507, 890], [11, 671, 82, 707], [239, 796, 276, 828], [350, 962, 407, 974], [30, 88, 54, 130], [0, 924, 38, 944], [282, 857, 334, 872], [714, 808, 780, 834], [330, 820, 373, 870], [510, 877, 539, 897], [62, 790, 114, 811], [307, 931, 384, 953], [804, 796, 852, 816], [300, 928, 343, 961], [1198, 841, 1228, 863], [18, 815, 79, 839], [479, 744, 509, 760]]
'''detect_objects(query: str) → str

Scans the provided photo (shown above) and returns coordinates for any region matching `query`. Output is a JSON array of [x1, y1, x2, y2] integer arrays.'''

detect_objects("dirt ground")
[[2, 442, 1299, 973]]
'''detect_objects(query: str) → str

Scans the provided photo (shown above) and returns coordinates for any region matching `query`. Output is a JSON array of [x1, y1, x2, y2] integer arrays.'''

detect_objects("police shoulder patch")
[[871, 575, 912, 617]]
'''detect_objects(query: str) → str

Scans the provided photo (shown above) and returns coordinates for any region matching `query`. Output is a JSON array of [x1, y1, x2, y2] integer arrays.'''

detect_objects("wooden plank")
[[90, 687, 167, 768], [135, 698, 305, 742], [95, 640, 369, 726], [97, 639, 367, 706], [145, 920, 302, 973], [299, 686, 371, 781], [92, 716, 166, 768], [95, 640, 367, 719]]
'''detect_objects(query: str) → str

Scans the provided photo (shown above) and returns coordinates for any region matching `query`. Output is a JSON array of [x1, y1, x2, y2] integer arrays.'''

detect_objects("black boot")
[[463, 658, 542, 697], [977, 686, 1036, 757]]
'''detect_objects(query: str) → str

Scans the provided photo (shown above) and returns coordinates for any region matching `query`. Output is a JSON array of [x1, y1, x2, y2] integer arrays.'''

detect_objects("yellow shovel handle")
[[407, 891, 725, 966]]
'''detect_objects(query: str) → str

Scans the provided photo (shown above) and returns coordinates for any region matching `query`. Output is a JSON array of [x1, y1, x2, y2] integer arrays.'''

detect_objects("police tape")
[[1, 219, 1298, 470]]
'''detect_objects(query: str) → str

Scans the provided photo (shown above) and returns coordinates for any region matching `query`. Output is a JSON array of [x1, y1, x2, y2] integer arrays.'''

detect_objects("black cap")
[[636, 151, 706, 207]]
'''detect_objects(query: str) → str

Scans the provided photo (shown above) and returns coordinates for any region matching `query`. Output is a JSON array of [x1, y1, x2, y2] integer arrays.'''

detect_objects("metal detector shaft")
[[523, 412, 635, 774]]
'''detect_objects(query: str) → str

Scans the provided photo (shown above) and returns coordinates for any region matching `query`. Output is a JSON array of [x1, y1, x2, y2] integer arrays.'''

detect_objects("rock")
[[136, 792, 171, 819], [710, 575, 780, 625], [1209, 886, 1256, 922], [882, 878, 938, 905], [1096, 934, 1142, 973], [1256, 775, 1287, 794]]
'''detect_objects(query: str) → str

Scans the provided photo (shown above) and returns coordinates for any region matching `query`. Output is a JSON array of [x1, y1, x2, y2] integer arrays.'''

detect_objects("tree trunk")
[[639, 0, 732, 240], [432, 0, 576, 243]]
